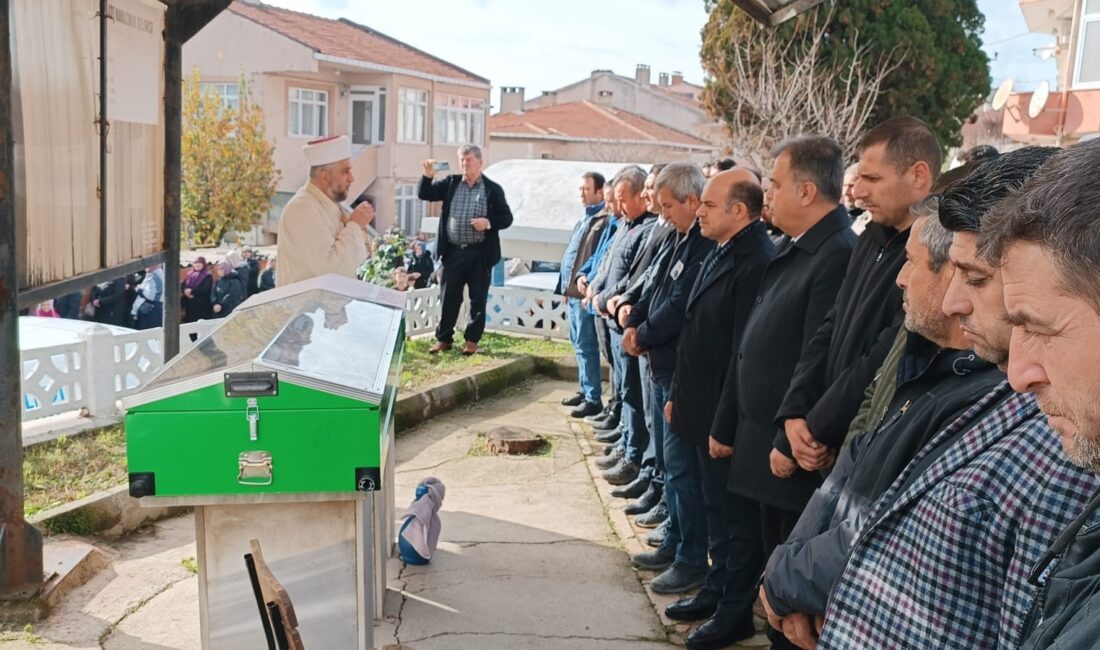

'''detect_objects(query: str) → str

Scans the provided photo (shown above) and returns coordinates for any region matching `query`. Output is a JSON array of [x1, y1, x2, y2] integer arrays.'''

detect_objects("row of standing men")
[[557, 118, 1100, 649]]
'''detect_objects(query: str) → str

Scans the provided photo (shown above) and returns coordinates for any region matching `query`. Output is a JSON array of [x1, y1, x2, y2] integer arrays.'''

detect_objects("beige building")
[[508, 65, 724, 145], [490, 100, 716, 164], [183, 1, 492, 242]]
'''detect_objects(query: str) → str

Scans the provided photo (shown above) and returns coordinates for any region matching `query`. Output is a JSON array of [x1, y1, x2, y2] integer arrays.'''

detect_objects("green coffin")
[[123, 274, 405, 498]]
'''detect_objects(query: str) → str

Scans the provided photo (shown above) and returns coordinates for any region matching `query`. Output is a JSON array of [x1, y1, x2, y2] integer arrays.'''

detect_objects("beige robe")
[[277, 181, 368, 286]]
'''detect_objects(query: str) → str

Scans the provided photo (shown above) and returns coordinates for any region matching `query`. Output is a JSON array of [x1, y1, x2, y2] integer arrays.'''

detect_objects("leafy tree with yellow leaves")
[[181, 70, 280, 246]]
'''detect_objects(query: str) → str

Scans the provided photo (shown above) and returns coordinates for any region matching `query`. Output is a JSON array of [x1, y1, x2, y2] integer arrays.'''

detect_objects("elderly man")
[[976, 139, 1100, 649], [618, 162, 716, 592], [815, 146, 1100, 650], [420, 144, 514, 356], [278, 135, 373, 286], [760, 201, 1003, 646]]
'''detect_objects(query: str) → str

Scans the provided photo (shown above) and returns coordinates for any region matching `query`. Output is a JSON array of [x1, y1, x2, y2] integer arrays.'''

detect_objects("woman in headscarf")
[[212, 259, 245, 318], [181, 256, 213, 322]]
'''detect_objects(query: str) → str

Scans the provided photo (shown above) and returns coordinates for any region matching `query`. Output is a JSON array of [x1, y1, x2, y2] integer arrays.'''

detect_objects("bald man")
[[660, 168, 778, 648]]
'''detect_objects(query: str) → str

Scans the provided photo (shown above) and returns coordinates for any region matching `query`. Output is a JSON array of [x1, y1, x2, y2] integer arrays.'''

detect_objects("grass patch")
[[181, 557, 198, 574], [22, 425, 128, 518], [400, 333, 572, 390]]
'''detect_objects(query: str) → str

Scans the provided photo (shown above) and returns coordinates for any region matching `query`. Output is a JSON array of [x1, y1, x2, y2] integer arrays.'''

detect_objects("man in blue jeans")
[[558, 172, 608, 418]]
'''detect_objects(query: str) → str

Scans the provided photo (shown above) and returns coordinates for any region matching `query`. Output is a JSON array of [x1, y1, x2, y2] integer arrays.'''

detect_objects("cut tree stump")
[[485, 427, 545, 455]]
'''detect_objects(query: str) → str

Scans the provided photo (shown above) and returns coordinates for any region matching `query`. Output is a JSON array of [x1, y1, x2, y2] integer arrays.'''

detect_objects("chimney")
[[500, 86, 525, 114], [540, 90, 558, 107], [671, 71, 684, 86], [635, 64, 651, 86], [658, 72, 669, 87]]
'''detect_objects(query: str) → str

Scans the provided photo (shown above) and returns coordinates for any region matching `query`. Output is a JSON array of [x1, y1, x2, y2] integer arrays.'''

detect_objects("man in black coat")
[[712, 135, 856, 650], [617, 162, 715, 593], [90, 278, 127, 327], [654, 169, 776, 649], [760, 212, 1004, 644], [976, 139, 1100, 650], [419, 145, 513, 356], [775, 117, 940, 476]]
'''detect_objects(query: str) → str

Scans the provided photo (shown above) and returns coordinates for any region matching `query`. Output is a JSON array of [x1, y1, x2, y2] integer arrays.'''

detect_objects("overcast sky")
[[263, 0, 1059, 108]]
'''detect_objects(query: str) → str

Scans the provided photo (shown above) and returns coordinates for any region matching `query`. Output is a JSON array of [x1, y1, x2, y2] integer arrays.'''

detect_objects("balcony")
[[1001, 87, 1100, 144]]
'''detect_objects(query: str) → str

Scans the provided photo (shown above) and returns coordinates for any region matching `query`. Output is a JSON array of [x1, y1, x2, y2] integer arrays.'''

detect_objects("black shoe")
[[603, 444, 617, 455], [602, 459, 640, 486], [632, 547, 675, 571], [585, 402, 616, 424], [645, 520, 668, 548], [594, 427, 622, 443], [592, 415, 620, 432], [650, 562, 708, 595], [634, 498, 667, 528], [623, 482, 662, 515], [571, 400, 603, 418], [560, 392, 585, 407], [595, 446, 624, 470], [665, 591, 720, 622], [685, 611, 756, 650], [611, 473, 651, 499]]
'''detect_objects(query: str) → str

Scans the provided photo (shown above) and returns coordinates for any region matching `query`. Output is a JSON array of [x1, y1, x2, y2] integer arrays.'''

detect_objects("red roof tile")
[[230, 2, 488, 84], [490, 101, 711, 147]]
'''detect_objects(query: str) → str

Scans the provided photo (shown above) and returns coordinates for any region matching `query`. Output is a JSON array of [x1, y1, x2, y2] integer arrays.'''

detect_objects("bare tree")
[[703, 10, 906, 169]]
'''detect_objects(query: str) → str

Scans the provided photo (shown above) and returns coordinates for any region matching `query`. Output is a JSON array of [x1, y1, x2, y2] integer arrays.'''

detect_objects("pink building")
[[1002, 0, 1100, 145]]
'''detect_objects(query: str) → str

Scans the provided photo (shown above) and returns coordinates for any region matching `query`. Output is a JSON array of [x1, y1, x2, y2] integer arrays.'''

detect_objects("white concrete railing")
[[20, 287, 567, 423]]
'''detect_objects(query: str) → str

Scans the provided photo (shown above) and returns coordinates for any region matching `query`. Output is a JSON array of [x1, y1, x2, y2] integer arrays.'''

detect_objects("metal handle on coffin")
[[238, 451, 273, 486]]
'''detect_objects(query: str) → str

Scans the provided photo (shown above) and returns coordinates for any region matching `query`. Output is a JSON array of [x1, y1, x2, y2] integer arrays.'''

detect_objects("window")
[[289, 87, 328, 138], [1075, 0, 1100, 88], [396, 184, 427, 234], [433, 94, 486, 145], [200, 82, 240, 112], [398, 88, 428, 143], [350, 87, 386, 145]]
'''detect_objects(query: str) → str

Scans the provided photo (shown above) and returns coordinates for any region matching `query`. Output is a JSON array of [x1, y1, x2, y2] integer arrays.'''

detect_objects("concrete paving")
[[2, 378, 677, 649]]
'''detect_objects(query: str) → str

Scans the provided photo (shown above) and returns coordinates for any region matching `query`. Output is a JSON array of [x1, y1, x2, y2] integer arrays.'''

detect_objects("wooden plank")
[[248, 539, 305, 650]]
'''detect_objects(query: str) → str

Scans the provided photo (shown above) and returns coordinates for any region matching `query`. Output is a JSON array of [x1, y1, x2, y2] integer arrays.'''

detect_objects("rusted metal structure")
[[0, 0, 231, 605]]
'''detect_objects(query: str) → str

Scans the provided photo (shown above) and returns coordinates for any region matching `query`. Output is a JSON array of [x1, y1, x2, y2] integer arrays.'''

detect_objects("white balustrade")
[[20, 286, 569, 423]]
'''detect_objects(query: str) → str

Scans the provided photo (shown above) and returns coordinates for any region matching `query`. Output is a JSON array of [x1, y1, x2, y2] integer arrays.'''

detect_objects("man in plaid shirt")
[[814, 148, 1100, 649]]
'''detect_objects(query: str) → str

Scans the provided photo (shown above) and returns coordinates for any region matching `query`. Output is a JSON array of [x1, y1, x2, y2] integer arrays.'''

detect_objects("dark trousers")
[[760, 503, 801, 650], [701, 454, 764, 622], [436, 246, 491, 344], [609, 328, 648, 464], [594, 315, 616, 392]]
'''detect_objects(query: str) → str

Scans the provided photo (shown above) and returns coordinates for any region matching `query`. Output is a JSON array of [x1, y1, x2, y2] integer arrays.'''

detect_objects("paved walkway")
[[2, 378, 675, 649]]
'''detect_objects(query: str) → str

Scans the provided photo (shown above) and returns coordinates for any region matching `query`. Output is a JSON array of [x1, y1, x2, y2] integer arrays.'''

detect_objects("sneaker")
[[595, 446, 624, 470], [570, 401, 604, 418], [645, 520, 669, 548], [634, 497, 667, 529], [632, 547, 675, 571], [560, 392, 585, 407], [649, 563, 708, 595], [601, 459, 640, 486]]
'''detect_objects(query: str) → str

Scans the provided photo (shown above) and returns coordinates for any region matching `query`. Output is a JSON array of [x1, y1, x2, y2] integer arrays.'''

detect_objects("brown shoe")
[[462, 341, 479, 356], [429, 341, 452, 354]]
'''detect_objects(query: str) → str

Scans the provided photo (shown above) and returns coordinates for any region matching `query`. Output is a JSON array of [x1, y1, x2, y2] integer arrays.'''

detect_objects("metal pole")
[[98, 0, 108, 268], [0, 0, 44, 600], [162, 9, 182, 361]]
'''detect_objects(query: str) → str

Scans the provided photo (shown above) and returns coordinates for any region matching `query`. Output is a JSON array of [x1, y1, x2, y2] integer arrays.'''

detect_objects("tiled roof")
[[490, 101, 711, 147], [230, 2, 488, 84]]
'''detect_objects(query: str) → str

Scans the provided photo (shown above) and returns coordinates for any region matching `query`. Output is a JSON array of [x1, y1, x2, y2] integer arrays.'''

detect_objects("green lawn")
[[399, 333, 572, 390]]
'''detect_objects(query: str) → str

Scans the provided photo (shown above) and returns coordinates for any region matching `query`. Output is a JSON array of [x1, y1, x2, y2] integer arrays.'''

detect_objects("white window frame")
[[1073, 0, 1100, 89], [433, 93, 486, 146], [288, 87, 329, 138], [200, 82, 240, 112], [398, 88, 428, 143], [348, 86, 386, 146], [395, 183, 428, 234]]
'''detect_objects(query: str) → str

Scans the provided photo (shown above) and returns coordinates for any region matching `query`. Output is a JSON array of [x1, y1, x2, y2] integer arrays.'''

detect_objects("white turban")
[[302, 135, 351, 167]]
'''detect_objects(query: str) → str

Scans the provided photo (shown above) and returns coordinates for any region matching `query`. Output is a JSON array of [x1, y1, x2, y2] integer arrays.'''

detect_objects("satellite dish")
[[992, 78, 1014, 111], [1029, 81, 1050, 119]]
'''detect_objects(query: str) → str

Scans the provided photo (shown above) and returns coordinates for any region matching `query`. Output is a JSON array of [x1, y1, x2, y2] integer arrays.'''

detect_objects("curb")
[[29, 354, 582, 539]]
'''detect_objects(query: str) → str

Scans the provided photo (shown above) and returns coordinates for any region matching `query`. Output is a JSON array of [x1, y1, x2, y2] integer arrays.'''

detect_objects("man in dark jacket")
[[618, 162, 715, 593], [212, 261, 245, 318], [558, 171, 607, 418], [419, 145, 513, 356], [90, 278, 127, 327], [710, 136, 855, 649], [760, 211, 1004, 640], [775, 117, 940, 476], [658, 170, 775, 649], [977, 139, 1100, 650]]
